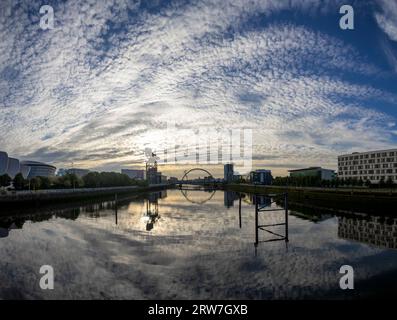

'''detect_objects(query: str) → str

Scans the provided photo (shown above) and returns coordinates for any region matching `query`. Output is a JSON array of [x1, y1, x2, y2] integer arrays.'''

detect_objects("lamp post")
[[71, 161, 75, 191]]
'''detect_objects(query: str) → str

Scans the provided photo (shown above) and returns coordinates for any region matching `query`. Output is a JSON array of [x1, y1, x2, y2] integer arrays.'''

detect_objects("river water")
[[1, 188, 397, 299]]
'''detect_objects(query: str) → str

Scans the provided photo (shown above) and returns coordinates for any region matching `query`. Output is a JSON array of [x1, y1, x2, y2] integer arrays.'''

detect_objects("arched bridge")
[[178, 168, 217, 204], [180, 168, 214, 181]]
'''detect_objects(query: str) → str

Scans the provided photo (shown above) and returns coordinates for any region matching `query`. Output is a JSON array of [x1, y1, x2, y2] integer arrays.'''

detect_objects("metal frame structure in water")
[[254, 193, 289, 247]]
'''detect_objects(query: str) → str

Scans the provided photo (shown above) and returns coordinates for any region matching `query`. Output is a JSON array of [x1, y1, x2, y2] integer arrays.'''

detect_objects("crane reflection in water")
[[137, 191, 167, 231]]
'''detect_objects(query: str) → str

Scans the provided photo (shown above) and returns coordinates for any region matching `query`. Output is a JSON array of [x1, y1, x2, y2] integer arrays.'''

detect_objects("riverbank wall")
[[0, 184, 170, 208]]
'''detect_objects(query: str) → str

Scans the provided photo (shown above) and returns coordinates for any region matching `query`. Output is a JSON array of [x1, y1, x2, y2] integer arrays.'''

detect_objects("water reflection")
[[179, 186, 217, 204], [142, 190, 167, 231], [338, 215, 397, 249], [2, 190, 397, 252], [224, 191, 239, 208], [1, 189, 397, 299]]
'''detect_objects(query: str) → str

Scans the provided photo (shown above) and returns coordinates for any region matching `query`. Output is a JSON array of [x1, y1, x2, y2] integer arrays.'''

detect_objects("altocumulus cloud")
[[0, 0, 397, 174]]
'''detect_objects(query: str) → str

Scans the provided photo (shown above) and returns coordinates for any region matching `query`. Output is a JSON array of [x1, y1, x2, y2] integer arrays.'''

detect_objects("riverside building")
[[338, 148, 397, 183]]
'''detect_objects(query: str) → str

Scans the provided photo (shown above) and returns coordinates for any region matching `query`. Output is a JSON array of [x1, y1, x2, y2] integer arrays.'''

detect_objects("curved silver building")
[[0, 151, 56, 179], [20, 164, 31, 179], [21, 161, 56, 178], [6, 158, 20, 179]]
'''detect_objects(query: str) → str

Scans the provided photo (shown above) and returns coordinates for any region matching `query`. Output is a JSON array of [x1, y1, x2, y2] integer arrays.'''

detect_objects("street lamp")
[[71, 161, 75, 190]]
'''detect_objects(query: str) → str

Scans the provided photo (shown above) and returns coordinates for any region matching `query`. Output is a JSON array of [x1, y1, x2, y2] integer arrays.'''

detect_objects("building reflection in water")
[[338, 215, 397, 249], [3, 189, 397, 253], [223, 192, 273, 208], [224, 191, 240, 208], [229, 191, 289, 254]]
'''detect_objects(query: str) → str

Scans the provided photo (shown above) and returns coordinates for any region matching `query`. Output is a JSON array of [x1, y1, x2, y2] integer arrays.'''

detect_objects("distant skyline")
[[1, 0, 397, 178]]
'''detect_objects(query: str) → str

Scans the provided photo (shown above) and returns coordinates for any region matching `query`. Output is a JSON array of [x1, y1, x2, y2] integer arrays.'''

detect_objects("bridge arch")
[[180, 168, 214, 181]]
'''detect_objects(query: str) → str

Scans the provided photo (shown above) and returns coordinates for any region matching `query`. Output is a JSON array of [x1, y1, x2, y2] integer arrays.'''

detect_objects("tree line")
[[0, 171, 148, 191]]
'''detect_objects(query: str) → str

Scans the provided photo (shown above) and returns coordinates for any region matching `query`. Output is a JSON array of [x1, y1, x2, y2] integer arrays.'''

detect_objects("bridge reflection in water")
[[2, 190, 397, 253]]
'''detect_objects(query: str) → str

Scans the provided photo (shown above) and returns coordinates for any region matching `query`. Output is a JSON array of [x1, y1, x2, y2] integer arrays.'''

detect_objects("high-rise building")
[[250, 169, 273, 185], [121, 169, 145, 180], [224, 164, 234, 182], [338, 149, 397, 183]]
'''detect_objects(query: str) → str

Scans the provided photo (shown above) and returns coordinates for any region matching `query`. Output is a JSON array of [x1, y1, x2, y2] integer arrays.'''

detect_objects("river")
[[1, 188, 397, 299]]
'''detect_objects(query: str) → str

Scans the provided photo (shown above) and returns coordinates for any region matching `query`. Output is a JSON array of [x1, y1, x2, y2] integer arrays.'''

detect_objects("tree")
[[39, 176, 52, 189], [364, 179, 372, 188], [386, 176, 394, 188], [379, 177, 386, 189], [0, 174, 12, 188], [13, 173, 27, 190], [30, 177, 41, 190], [82, 172, 101, 188]]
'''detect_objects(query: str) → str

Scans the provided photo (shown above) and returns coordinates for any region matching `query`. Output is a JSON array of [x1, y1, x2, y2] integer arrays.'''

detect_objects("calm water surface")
[[1, 189, 397, 299]]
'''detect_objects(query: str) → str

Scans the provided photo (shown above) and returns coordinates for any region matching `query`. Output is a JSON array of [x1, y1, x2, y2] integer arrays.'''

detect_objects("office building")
[[338, 149, 397, 183], [250, 169, 273, 185], [68, 168, 90, 177], [58, 168, 90, 177], [224, 164, 234, 182], [289, 167, 335, 181], [121, 169, 145, 180]]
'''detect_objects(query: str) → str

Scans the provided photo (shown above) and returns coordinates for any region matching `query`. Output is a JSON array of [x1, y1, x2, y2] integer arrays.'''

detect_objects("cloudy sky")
[[1, 0, 397, 177]]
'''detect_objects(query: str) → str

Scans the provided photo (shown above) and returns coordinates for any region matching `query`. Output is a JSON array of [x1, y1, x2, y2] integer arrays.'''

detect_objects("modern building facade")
[[6, 158, 20, 179], [0, 151, 29, 179], [67, 168, 90, 177], [20, 164, 30, 179], [1, 150, 56, 180], [338, 149, 397, 183], [224, 164, 234, 182], [0, 151, 8, 175], [250, 169, 273, 185], [289, 167, 335, 181], [58, 168, 89, 177], [121, 169, 145, 180], [21, 161, 56, 178]]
